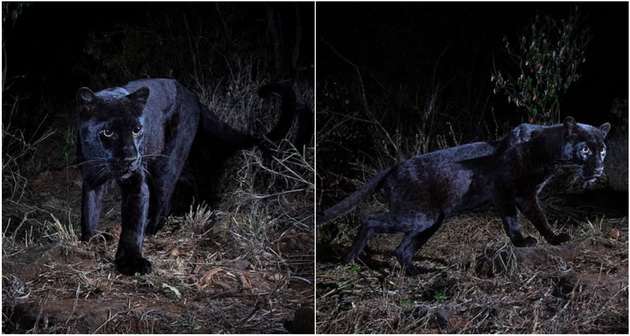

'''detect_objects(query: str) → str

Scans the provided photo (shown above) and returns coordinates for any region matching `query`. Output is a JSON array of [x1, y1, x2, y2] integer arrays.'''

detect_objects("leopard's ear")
[[127, 87, 150, 107], [563, 116, 579, 137], [599, 123, 611, 139], [76, 87, 98, 111]]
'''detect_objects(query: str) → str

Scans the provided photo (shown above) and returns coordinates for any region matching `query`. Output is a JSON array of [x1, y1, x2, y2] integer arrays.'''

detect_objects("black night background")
[[317, 3, 627, 123], [3, 3, 313, 127]]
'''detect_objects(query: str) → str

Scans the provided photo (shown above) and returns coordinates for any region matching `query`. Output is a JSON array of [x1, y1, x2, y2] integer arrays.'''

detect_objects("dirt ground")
[[316, 209, 628, 333], [2, 128, 315, 333]]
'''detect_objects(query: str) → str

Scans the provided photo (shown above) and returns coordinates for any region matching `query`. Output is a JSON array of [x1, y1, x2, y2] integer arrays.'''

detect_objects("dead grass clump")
[[41, 213, 79, 245], [474, 242, 519, 278], [214, 143, 314, 277], [2, 95, 56, 203]]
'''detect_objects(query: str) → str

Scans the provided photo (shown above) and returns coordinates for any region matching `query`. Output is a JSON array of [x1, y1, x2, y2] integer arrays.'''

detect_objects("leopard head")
[[561, 117, 611, 183], [76, 86, 149, 184]]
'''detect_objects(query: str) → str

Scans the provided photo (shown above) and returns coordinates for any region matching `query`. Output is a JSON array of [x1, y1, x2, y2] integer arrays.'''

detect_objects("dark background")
[[316, 3, 628, 195], [2, 2, 314, 135], [317, 3, 627, 124]]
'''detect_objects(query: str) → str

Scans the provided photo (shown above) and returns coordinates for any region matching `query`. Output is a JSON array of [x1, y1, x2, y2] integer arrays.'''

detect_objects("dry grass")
[[316, 212, 628, 333], [3, 147, 314, 333]]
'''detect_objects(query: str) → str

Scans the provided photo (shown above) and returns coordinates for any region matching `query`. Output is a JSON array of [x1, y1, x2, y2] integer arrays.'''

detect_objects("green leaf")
[[399, 299, 413, 306], [159, 281, 182, 298]]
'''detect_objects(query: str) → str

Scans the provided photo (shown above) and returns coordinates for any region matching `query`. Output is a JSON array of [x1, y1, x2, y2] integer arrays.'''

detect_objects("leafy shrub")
[[491, 8, 591, 124]]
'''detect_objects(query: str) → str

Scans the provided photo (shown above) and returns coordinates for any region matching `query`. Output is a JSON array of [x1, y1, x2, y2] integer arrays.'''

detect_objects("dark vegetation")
[[3, 3, 314, 333], [316, 3, 627, 333]]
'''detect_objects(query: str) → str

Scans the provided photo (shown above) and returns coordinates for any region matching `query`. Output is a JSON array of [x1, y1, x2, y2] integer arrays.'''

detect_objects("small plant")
[[171, 314, 199, 333], [42, 213, 77, 245], [580, 217, 605, 236], [399, 299, 413, 306], [491, 8, 591, 124], [609, 98, 628, 131], [62, 127, 75, 166], [133, 274, 182, 298], [433, 290, 448, 303], [2, 3, 30, 29], [183, 203, 214, 229]]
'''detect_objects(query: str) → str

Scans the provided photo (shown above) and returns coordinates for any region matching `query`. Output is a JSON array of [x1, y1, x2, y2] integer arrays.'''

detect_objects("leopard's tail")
[[259, 82, 313, 148], [317, 168, 393, 225], [258, 82, 300, 142], [198, 82, 308, 151]]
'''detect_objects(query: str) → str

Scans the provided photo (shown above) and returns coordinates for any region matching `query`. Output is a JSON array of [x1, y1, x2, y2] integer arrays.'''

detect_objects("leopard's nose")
[[594, 167, 604, 176], [122, 156, 139, 168]]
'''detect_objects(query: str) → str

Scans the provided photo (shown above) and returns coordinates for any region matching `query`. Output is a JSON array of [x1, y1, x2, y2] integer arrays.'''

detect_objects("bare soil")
[[316, 211, 628, 333], [3, 128, 314, 333]]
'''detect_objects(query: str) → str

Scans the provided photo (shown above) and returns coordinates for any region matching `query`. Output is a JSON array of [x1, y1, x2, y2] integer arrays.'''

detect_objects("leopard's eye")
[[580, 146, 591, 155], [132, 126, 143, 136], [102, 129, 114, 137], [601, 148, 606, 156]]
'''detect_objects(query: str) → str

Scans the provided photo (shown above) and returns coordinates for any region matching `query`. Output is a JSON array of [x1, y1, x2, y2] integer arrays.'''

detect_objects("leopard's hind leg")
[[343, 211, 445, 276], [342, 212, 399, 264], [394, 213, 445, 276]]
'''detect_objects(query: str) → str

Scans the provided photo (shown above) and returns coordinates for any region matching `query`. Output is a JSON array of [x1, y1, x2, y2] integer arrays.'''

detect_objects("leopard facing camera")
[[75, 79, 306, 275]]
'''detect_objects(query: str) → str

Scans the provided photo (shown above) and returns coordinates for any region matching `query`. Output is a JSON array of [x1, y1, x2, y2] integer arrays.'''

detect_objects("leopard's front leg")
[[115, 170, 152, 275]]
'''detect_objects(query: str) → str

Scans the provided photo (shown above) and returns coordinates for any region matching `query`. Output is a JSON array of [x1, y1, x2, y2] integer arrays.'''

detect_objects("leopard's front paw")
[[116, 256, 152, 276], [523, 236, 538, 247], [341, 254, 355, 265]]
